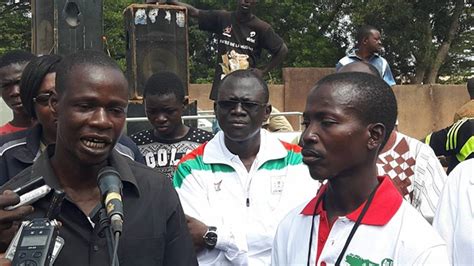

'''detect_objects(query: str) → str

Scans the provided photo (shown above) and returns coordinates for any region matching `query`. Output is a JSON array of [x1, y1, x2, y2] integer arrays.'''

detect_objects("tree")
[[185, 0, 351, 83], [0, 1, 30, 55], [1, 0, 471, 84], [103, 0, 138, 70]]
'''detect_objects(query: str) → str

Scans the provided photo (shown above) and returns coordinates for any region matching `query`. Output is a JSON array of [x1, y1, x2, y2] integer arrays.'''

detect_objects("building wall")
[[393, 84, 468, 139]]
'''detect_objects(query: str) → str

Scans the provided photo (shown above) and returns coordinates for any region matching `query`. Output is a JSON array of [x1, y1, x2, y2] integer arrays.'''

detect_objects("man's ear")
[[362, 36, 369, 45], [182, 96, 189, 106], [49, 93, 59, 119], [367, 123, 385, 150], [263, 104, 272, 121]]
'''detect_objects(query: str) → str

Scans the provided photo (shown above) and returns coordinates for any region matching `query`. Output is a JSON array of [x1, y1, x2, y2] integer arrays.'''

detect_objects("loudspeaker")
[[124, 4, 189, 100], [31, 0, 103, 56]]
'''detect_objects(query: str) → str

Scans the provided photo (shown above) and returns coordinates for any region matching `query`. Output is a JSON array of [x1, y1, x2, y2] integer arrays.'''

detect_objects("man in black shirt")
[[167, 0, 288, 100], [0, 51, 196, 265]]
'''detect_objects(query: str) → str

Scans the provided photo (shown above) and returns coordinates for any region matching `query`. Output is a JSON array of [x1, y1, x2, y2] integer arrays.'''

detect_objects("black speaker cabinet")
[[124, 4, 189, 100], [31, 0, 103, 56]]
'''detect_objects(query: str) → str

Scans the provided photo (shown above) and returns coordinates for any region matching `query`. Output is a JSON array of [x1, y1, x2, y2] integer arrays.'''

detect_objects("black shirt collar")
[[31, 145, 141, 197]]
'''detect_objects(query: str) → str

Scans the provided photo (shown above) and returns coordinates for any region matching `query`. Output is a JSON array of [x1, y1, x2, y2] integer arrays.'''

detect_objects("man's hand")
[[0, 191, 34, 252], [185, 215, 208, 252]]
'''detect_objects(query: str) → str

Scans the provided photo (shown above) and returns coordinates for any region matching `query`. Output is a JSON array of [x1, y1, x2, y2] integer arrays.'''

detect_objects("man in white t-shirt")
[[272, 72, 448, 265], [434, 159, 474, 265], [339, 60, 447, 222], [173, 70, 318, 265]]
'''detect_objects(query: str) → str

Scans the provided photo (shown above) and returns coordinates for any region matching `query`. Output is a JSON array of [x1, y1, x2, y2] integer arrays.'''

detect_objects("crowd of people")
[[0, 0, 472, 265]]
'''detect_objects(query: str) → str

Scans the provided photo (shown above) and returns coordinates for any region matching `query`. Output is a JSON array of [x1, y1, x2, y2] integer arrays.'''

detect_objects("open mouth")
[[240, 4, 251, 11], [11, 102, 22, 108], [81, 137, 109, 149]]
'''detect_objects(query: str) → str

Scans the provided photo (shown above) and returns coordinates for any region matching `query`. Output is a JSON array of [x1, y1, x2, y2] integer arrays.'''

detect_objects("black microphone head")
[[97, 166, 124, 234], [97, 166, 123, 196]]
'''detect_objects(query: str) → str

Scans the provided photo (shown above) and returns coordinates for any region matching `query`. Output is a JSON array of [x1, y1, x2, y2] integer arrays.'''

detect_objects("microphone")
[[97, 166, 124, 235]]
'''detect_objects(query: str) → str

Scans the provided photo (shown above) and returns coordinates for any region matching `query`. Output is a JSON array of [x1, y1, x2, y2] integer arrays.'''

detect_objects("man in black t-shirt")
[[0, 51, 197, 265], [131, 72, 214, 180], [167, 0, 288, 100]]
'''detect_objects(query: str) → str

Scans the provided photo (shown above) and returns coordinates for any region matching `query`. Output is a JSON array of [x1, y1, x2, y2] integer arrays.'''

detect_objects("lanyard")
[[306, 183, 380, 266]]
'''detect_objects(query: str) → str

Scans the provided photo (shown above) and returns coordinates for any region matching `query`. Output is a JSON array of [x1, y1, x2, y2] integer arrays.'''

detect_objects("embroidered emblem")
[[345, 254, 393, 266], [271, 176, 284, 194], [214, 180, 222, 191]]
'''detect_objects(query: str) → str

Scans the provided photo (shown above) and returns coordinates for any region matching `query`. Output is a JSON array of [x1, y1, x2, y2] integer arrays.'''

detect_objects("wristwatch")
[[203, 226, 218, 249]]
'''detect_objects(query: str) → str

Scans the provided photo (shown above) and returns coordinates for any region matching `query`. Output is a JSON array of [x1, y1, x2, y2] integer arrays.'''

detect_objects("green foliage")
[[185, 0, 350, 83], [0, 0, 471, 84], [348, 0, 472, 83], [0, 2, 31, 55], [103, 0, 138, 70]]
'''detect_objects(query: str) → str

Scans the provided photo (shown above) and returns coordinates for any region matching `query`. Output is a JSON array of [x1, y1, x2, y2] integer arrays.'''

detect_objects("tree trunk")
[[425, 0, 464, 84], [412, 17, 433, 84]]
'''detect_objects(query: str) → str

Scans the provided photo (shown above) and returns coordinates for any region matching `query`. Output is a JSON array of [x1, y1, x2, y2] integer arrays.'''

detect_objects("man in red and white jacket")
[[272, 72, 448, 265]]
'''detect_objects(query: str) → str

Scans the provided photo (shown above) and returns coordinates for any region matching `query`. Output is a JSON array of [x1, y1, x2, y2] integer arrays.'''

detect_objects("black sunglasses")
[[33, 92, 54, 106], [217, 99, 267, 112]]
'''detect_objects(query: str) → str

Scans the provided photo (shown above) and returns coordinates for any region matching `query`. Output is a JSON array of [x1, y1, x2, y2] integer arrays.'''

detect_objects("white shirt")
[[433, 159, 474, 265], [173, 130, 320, 265], [272, 176, 449, 265]]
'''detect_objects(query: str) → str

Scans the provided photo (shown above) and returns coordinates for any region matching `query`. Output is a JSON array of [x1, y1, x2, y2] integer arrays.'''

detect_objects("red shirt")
[[0, 122, 27, 135]]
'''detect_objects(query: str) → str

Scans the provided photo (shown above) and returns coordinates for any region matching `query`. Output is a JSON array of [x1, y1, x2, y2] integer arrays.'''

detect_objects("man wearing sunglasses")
[[0, 50, 36, 135], [173, 69, 318, 265]]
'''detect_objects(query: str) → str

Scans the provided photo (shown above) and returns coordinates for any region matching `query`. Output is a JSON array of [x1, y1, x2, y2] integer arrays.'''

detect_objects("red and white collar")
[[300, 176, 402, 226]]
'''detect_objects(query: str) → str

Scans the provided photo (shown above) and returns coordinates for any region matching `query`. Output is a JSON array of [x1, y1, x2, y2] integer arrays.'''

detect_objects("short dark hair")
[[0, 50, 35, 69], [218, 69, 269, 102], [467, 78, 474, 99], [143, 71, 185, 101], [313, 72, 397, 147], [337, 61, 381, 78], [55, 50, 123, 97], [355, 25, 379, 45], [20, 55, 62, 119]]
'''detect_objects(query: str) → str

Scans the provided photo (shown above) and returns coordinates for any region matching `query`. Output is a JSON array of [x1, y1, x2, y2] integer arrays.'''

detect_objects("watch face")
[[204, 231, 218, 246]]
